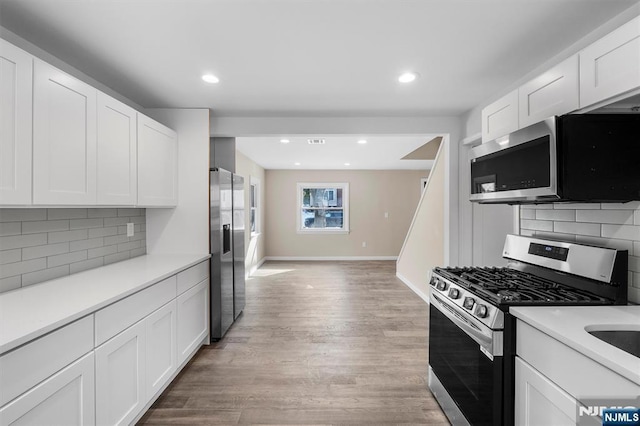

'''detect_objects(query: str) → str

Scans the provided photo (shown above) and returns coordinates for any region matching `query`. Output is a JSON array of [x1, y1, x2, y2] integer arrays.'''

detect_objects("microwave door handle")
[[430, 293, 494, 350]]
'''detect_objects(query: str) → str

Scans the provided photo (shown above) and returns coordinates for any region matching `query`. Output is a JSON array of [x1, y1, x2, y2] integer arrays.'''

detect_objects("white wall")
[[396, 141, 446, 302], [145, 109, 210, 255], [235, 151, 266, 275]]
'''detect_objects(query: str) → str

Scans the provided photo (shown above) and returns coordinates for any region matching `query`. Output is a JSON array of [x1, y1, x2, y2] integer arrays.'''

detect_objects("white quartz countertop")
[[0, 253, 210, 354], [511, 306, 640, 385]]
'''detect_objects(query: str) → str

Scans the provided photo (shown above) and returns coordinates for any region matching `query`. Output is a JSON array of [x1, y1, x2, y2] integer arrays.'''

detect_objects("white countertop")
[[511, 305, 640, 385], [0, 253, 210, 354]]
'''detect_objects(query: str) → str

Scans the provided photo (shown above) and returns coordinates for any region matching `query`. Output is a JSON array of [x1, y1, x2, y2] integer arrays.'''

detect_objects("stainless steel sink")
[[587, 329, 640, 358]]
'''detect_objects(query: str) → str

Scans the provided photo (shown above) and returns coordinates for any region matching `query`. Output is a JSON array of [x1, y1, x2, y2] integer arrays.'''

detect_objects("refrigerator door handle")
[[223, 224, 231, 254]]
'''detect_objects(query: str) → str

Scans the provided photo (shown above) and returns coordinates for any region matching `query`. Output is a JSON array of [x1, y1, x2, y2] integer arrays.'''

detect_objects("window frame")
[[296, 182, 350, 234], [250, 176, 260, 236]]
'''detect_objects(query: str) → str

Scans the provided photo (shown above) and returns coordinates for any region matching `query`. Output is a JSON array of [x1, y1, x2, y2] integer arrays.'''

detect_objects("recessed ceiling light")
[[280, 139, 290, 144], [357, 139, 367, 144], [344, 163, 351, 166], [294, 162, 301, 166], [398, 72, 418, 83], [202, 74, 219, 84]]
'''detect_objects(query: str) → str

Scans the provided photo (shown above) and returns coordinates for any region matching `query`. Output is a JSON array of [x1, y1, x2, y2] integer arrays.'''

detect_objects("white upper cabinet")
[[97, 92, 137, 205], [137, 114, 178, 207], [580, 15, 640, 108], [33, 60, 97, 205], [518, 55, 579, 127], [481, 90, 518, 142], [0, 39, 33, 205]]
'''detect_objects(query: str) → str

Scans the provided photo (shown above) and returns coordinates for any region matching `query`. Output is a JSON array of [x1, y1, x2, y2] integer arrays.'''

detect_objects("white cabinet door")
[[481, 90, 518, 142], [0, 40, 32, 205], [580, 15, 640, 108], [96, 92, 137, 205], [145, 300, 177, 399], [137, 114, 178, 207], [95, 321, 145, 426], [0, 353, 95, 426], [515, 357, 577, 426], [518, 55, 579, 127], [176, 279, 208, 364], [33, 60, 97, 205]]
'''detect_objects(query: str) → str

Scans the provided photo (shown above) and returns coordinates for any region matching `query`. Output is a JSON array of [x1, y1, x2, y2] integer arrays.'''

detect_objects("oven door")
[[429, 292, 503, 426]]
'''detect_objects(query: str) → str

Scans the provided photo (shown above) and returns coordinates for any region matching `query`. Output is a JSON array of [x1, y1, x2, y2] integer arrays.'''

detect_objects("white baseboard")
[[247, 257, 267, 277], [396, 272, 430, 304], [265, 256, 398, 261]]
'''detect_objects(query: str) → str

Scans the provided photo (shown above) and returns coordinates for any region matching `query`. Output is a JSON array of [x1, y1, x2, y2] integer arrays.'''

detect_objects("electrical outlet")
[[362, 241, 367, 248], [127, 223, 134, 237]]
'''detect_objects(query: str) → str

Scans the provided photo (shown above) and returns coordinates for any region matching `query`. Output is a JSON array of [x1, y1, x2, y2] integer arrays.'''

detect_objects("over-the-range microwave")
[[469, 114, 640, 204]]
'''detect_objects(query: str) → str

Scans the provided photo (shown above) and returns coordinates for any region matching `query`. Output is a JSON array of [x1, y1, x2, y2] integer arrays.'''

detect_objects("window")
[[297, 182, 349, 233], [250, 177, 260, 235]]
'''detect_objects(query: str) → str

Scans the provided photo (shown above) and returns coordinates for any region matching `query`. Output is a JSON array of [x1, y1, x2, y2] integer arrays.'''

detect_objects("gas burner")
[[497, 290, 521, 302]]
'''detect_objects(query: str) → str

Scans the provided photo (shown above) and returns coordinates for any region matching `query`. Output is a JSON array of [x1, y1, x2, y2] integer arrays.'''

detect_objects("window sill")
[[297, 229, 350, 235]]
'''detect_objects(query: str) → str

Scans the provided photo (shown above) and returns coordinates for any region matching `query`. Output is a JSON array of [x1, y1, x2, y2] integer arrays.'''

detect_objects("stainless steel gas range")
[[427, 234, 628, 426]]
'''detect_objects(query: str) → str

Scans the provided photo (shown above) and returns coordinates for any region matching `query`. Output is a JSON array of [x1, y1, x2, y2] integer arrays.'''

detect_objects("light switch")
[[127, 223, 134, 237]]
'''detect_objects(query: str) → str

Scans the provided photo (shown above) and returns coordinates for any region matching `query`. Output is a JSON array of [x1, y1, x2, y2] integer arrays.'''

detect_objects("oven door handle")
[[430, 292, 496, 354]]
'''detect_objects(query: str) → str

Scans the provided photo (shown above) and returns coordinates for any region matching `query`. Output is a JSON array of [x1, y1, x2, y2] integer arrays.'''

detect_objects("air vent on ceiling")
[[307, 138, 326, 145]]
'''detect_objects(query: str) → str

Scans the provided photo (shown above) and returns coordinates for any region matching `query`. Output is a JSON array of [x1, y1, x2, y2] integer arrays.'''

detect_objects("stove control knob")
[[448, 288, 460, 299], [436, 280, 448, 291], [475, 304, 488, 318], [463, 297, 475, 310]]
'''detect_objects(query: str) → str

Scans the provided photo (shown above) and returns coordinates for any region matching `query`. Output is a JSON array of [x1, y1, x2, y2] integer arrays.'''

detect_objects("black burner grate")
[[433, 266, 608, 306]]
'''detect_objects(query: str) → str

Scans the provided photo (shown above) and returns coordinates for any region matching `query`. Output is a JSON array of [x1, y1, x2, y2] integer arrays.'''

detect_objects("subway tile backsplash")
[[0, 208, 146, 293], [520, 202, 640, 304]]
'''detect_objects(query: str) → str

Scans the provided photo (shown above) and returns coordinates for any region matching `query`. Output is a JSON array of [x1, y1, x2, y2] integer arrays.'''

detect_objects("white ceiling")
[[1, 0, 637, 169], [236, 135, 438, 170]]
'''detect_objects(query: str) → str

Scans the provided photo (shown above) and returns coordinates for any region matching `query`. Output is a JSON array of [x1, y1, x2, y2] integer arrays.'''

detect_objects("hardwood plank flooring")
[[138, 261, 448, 425]]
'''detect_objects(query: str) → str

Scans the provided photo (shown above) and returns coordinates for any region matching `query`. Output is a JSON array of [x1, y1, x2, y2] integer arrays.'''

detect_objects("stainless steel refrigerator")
[[210, 168, 245, 340]]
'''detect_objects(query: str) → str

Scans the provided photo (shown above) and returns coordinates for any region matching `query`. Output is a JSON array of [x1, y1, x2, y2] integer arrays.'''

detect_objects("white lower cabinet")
[[0, 353, 95, 426], [177, 279, 209, 364], [515, 357, 577, 426], [0, 261, 209, 426], [95, 321, 146, 426], [145, 300, 177, 398]]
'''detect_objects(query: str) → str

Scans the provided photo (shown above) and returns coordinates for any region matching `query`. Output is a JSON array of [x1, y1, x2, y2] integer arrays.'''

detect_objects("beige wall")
[[264, 169, 427, 258], [396, 145, 446, 302], [236, 151, 266, 274]]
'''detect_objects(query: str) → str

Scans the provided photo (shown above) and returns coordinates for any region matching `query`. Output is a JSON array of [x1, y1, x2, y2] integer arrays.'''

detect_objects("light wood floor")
[[138, 261, 449, 425]]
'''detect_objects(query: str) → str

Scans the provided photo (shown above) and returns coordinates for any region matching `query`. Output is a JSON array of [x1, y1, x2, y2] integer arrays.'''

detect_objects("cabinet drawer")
[[517, 320, 640, 399], [177, 260, 209, 295], [0, 352, 95, 426], [0, 315, 93, 406], [95, 276, 177, 346]]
